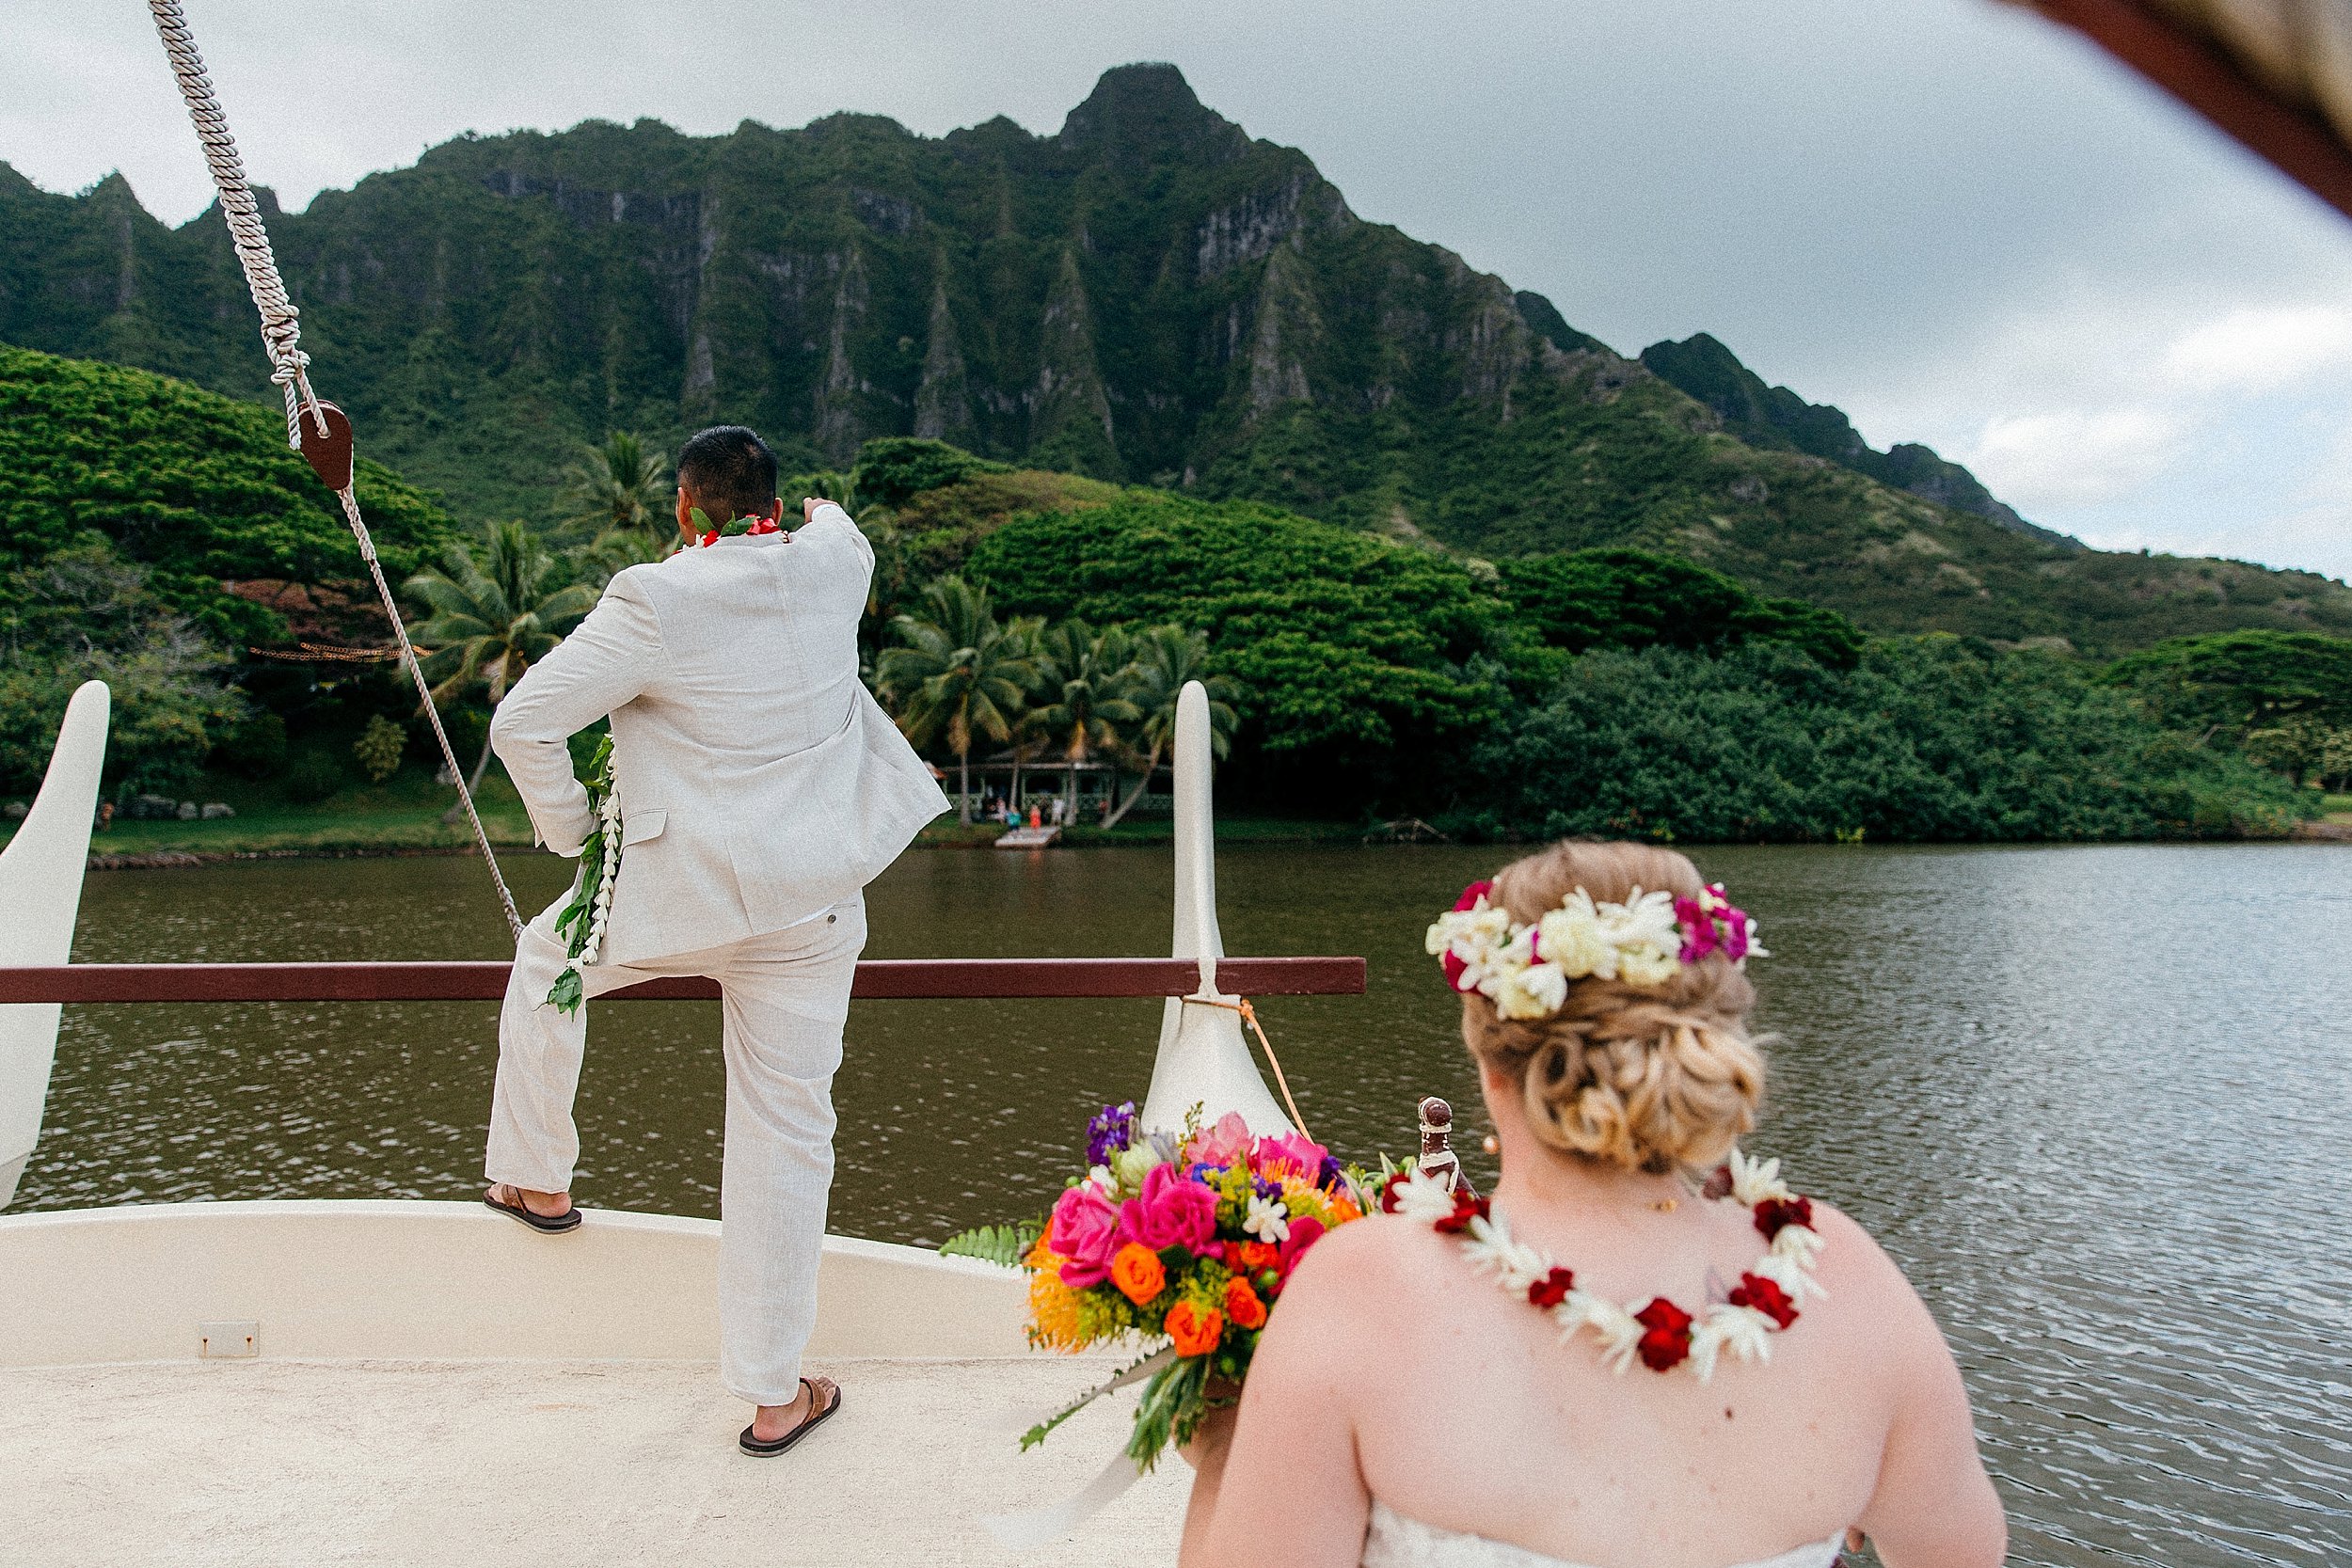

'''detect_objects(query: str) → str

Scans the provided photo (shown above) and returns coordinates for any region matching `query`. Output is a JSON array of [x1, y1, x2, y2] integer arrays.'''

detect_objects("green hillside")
[[0, 344, 452, 794], [5, 66, 2347, 656], [0, 344, 452, 631]]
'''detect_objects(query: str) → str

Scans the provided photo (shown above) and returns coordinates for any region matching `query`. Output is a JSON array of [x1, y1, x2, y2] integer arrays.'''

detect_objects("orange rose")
[[1166, 1299, 1225, 1357], [1223, 1275, 1267, 1330], [1110, 1242, 1167, 1306], [1235, 1241, 1280, 1275]]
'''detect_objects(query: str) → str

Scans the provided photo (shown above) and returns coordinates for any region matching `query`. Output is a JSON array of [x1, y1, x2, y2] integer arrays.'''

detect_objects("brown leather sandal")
[[483, 1184, 581, 1233], [739, 1378, 841, 1457]]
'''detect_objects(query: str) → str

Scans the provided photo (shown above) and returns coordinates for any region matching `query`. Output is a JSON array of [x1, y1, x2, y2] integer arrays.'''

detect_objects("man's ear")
[[768, 497, 787, 524]]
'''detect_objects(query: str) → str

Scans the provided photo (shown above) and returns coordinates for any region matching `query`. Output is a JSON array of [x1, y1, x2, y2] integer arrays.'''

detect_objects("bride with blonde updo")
[[1180, 841, 2006, 1568]]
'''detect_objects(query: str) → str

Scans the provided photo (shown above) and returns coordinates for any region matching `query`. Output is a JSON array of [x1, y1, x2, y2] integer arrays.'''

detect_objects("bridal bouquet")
[[950, 1102, 1370, 1473]]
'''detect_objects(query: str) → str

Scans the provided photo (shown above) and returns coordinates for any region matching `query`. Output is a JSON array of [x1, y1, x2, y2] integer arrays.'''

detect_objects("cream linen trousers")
[[485, 887, 866, 1406]]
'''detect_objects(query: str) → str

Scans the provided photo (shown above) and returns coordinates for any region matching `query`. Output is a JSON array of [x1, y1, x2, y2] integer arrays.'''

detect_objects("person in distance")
[[1180, 840, 2006, 1568]]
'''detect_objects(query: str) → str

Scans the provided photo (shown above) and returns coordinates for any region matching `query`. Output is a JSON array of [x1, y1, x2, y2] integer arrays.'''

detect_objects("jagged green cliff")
[[6, 63, 2348, 655]]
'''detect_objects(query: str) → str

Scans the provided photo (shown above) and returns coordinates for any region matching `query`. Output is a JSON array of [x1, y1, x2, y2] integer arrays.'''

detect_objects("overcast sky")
[[7, 0, 2351, 579]]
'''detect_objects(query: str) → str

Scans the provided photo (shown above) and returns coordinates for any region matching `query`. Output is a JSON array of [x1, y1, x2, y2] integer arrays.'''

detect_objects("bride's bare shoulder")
[[1265, 1215, 1463, 1338]]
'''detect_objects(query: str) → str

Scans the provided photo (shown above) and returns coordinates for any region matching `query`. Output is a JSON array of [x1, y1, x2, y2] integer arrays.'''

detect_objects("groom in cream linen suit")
[[480, 425, 947, 1455]]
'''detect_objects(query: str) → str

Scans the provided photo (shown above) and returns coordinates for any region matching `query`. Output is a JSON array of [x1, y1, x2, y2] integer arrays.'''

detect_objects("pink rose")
[[1120, 1163, 1218, 1253], [1250, 1131, 1328, 1183], [1184, 1111, 1253, 1171], [1050, 1182, 1124, 1289]]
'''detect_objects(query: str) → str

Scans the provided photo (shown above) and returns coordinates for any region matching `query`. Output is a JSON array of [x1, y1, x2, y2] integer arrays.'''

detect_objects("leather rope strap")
[[146, 0, 522, 941]]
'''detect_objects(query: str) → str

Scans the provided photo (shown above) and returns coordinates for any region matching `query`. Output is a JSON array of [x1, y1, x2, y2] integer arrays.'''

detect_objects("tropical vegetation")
[[2, 344, 2345, 844], [403, 517, 600, 802]]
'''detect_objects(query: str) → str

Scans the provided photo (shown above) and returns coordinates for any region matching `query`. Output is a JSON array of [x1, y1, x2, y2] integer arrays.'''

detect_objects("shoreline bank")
[[9, 779, 2344, 868]]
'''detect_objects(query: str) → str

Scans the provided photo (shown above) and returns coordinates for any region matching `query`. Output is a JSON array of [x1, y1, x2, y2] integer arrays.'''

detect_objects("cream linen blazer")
[[489, 502, 949, 966]]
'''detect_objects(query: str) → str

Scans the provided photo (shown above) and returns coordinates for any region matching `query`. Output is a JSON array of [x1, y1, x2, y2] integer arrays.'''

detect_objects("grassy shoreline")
[[7, 772, 2343, 865], [0, 773, 1366, 863]]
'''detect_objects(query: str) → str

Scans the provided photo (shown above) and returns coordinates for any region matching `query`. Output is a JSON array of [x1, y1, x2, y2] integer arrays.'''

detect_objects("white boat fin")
[[0, 681, 109, 1210], [1136, 681, 1292, 1137]]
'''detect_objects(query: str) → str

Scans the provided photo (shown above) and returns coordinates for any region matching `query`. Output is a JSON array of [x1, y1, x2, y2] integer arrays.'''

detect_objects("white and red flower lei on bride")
[[1381, 1149, 1824, 1380]]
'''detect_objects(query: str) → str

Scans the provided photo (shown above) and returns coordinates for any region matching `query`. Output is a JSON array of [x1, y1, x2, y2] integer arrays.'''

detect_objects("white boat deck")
[[0, 1203, 1190, 1566], [3, 1354, 1187, 1567]]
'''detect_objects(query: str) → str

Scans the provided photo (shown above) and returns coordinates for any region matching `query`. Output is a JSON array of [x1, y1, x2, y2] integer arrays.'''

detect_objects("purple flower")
[[1722, 909, 1751, 962], [1317, 1152, 1346, 1191], [1084, 1101, 1137, 1168]]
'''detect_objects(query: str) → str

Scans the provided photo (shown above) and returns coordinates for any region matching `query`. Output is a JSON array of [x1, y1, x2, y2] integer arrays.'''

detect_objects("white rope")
[[147, 0, 523, 941]]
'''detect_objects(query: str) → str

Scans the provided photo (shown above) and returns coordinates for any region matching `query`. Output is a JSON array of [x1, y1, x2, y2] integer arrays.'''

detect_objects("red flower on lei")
[[1418, 1154, 1819, 1377], [1755, 1196, 1813, 1242], [1432, 1189, 1489, 1235], [1527, 1267, 1575, 1309], [1632, 1297, 1694, 1370], [1727, 1272, 1799, 1331]]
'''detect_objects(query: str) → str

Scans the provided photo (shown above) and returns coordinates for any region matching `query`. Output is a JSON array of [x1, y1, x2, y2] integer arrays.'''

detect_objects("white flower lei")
[[579, 782, 622, 966], [1386, 1148, 1823, 1382], [1424, 882, 1766, 1021]]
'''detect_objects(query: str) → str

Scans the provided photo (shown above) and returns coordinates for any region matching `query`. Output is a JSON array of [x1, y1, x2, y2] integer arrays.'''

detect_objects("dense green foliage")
[[0, 345, 455, 798], [1453, 640, 2308, 844], [8, 70, 2349, 656], [0, 543, 248, 795], [2106, 628, 2352, 790], [850, 438, 1012, 512], [2106, 629, 2352, 731], [0, 345, 453, 641], [1496, 549, 1863, 668], [968, 493, 1505, 784]]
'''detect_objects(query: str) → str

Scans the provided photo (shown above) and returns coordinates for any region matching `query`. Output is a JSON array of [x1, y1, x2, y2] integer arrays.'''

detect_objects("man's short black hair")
[[676, 425, 779, 523]]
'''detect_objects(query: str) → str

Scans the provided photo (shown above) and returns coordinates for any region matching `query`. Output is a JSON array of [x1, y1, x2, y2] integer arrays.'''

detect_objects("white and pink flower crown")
[[1424, 878, 1766, 1020]]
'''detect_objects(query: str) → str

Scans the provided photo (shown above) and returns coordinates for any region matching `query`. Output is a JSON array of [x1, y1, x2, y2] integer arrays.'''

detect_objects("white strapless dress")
[[1361, 1503, 1845, 1568]]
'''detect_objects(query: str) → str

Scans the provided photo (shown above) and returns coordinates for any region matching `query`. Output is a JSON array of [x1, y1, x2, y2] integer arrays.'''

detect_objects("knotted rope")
[[146, 0, 522, 942]]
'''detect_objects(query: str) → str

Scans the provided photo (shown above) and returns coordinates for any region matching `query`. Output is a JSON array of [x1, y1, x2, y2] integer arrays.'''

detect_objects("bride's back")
[[1190, 842, 2004, 1568]]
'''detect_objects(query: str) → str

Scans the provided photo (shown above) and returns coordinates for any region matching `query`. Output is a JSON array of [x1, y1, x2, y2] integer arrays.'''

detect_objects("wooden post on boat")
[[0, 681, 108, 1210], [1417, 1096, 1478, 1200]]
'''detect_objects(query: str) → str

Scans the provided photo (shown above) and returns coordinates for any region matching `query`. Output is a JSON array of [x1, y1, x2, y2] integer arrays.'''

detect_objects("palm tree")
[[1025, 619, 1143, 824], [1103, 626, 1240, 828], [404, 520, 599, 816], [875, 577, 1036, 824], [559, 431, 670, 547]]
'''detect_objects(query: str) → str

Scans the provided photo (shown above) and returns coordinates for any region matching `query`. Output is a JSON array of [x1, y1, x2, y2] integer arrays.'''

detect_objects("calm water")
[[17, 843, 2351, 1564]]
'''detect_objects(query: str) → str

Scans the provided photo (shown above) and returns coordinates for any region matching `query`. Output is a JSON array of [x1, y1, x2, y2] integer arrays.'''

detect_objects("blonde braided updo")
[[1463, 841, 1766, 1174]]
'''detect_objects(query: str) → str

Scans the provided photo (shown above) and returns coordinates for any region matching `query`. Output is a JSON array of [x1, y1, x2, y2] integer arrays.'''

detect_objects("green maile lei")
[[545, 732, 620, 1016]]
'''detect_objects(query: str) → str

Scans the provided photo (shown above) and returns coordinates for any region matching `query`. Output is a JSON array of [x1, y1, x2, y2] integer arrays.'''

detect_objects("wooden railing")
[[0, 958, 1366, 1005]]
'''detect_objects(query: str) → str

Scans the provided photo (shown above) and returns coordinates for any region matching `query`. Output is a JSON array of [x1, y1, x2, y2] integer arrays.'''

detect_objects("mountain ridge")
[[3, 62, 2344, 656]]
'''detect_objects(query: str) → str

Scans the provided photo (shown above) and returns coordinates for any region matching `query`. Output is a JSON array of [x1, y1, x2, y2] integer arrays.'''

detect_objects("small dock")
[[995, 825, 1062, 848]]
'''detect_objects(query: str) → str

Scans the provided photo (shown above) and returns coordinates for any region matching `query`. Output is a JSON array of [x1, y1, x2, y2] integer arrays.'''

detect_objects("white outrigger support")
[[0, 680, 108, 1211], [1137, 681, 1295, 1137]]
